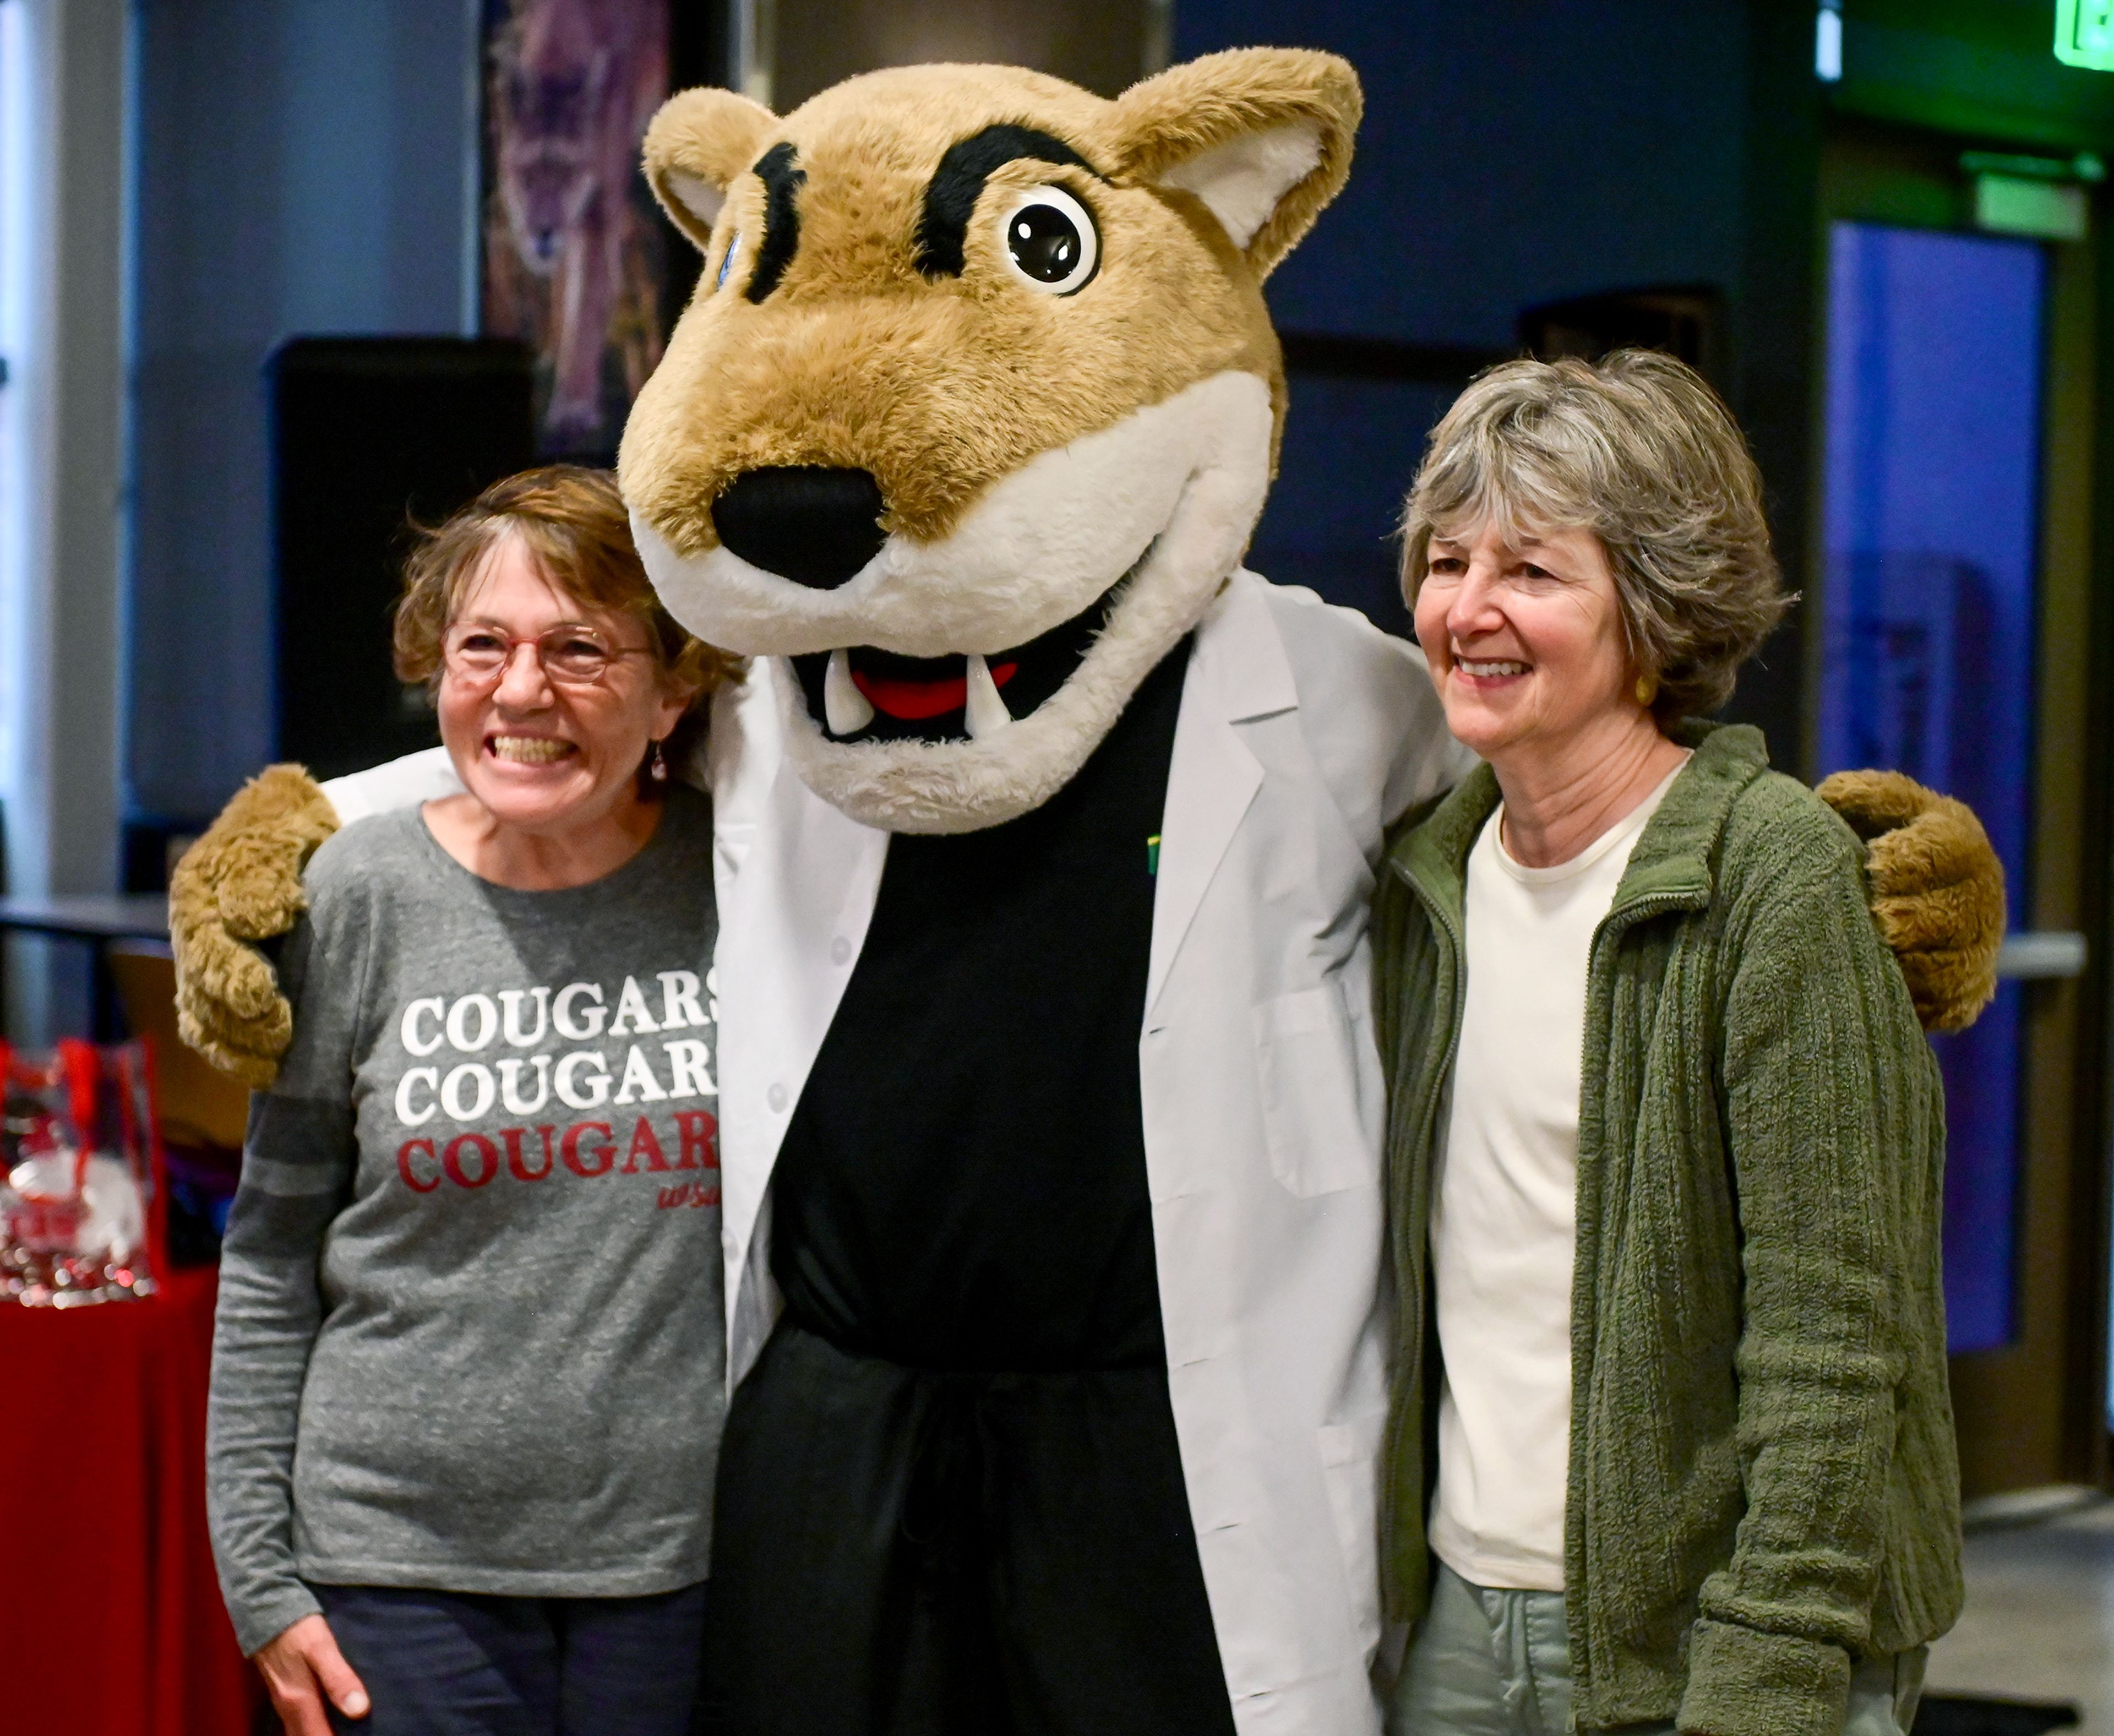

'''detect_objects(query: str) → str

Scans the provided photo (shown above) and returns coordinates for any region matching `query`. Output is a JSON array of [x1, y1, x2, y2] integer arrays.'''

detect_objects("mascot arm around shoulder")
[[172, 749, 2002, 1083]]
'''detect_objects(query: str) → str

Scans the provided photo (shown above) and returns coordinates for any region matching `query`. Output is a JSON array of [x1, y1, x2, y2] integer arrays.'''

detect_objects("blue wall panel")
[[1815, 220, 2047, 1353]]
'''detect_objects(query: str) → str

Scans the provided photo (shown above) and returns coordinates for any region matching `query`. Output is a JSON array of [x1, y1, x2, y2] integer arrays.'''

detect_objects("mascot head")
[[617, 50, 1360, 831]]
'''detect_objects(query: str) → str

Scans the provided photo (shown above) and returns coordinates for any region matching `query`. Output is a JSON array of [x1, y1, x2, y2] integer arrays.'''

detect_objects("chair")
[[106, 943, 250, 1151]]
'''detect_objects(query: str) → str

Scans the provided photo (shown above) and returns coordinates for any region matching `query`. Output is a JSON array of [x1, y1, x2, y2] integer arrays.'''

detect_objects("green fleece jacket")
[[1373, 724, 1962, 1736]]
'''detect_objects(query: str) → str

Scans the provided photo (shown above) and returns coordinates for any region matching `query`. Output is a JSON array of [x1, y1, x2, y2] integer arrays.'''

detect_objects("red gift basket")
[[0, 1038, 164, 1307]]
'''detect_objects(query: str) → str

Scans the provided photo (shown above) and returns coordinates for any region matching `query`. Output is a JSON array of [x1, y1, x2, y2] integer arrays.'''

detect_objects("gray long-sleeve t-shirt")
[[206, 787, 724, 1656]]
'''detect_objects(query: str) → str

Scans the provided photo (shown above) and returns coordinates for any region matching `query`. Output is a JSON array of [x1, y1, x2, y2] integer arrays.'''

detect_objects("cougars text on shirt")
[[380, 967, 719, 1206]]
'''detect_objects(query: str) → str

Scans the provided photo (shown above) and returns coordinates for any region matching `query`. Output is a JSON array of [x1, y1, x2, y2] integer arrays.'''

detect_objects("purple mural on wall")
[[482, 0, 672, 458]]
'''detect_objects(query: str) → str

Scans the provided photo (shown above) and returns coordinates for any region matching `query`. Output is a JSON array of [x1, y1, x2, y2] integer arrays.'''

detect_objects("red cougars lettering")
[[504, 1125, 557, 1182], [561, 1121, 615, 1177], [674, 1110, 719, 1171], [402, 1122, 712, 1192], [443, 1132, 500, 1189], [397, 1138, 440, 1194], [620, 1115, 672, 1174]]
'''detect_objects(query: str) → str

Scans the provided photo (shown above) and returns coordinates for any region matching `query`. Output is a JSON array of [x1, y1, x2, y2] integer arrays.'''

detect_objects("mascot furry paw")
[[1817, 769, 2004, 1031], [168, 47, 2006, 1735], [171, 763, 341, 1087]]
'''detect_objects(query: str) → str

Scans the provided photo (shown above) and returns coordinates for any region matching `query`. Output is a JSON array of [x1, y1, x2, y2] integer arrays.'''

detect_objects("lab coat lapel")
[[1146, 575, 1299, 1016], [717, 688, 889, 1287]]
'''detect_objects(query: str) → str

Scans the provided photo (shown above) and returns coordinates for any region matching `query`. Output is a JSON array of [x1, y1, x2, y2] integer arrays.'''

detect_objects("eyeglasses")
[[442, 623, 653, 689]]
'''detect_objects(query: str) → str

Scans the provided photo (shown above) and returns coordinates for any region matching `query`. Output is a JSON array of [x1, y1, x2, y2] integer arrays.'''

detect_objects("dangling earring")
[[649, 739, 668, 782], [1634, 673, 1659, 708]]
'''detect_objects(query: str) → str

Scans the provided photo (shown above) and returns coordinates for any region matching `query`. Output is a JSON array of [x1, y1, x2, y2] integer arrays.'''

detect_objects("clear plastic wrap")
[[0, 1039, 161, 1307]]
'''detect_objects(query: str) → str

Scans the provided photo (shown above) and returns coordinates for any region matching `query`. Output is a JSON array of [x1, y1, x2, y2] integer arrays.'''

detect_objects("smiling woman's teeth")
[[491, 736, 575, 763], [1459, 659, 1528, 677]]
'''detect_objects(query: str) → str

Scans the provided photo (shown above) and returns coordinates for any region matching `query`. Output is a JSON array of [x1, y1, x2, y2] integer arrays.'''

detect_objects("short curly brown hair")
[[1399, 350, 1791, 725], [393, 466, 740, 776]]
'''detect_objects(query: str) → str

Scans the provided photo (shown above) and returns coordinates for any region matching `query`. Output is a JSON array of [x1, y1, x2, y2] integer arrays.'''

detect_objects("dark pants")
[[702, 1320, 1238, 1736], [312, 1580, 708, 1736]]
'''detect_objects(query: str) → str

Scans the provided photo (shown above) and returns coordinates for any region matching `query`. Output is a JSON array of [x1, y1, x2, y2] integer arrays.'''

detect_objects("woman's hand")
[[254, 1614, 371, 1735]]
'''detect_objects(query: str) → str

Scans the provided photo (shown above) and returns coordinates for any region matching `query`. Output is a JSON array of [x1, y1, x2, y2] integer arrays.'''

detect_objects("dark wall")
[[770, 0, 1154, 108], [1175, 0, 1750, 349], [1172, 1, 1814, 751], [127, 0, 474, 823]]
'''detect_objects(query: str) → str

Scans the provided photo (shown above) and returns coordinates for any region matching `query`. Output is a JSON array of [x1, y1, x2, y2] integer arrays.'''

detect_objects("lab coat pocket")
[[1318, 1411, 1388, 1661], [1254, 983, 1379, 1196]]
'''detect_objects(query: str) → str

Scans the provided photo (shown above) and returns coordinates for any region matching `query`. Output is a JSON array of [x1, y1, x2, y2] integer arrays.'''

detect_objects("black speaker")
[[268, 336, 536, 780]]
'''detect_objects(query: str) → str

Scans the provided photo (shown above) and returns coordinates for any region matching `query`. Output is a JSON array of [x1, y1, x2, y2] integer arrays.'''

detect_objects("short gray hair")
[[1399, 349, 1790, 724]]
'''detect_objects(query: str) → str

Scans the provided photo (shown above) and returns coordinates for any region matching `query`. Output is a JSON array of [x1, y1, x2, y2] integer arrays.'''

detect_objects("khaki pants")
[[1387, 1564, 1926, 1736]]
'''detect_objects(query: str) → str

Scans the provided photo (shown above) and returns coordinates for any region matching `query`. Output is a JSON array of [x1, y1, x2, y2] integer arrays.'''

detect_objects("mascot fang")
[[171, 48, 2004, 1736]]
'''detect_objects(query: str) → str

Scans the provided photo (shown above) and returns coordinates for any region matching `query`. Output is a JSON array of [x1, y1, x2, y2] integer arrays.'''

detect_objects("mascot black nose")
[[711, 466, 887, 590]]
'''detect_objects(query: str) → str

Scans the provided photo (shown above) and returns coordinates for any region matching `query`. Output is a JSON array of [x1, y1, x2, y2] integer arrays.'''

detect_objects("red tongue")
[[852, 661, 1018, 721]]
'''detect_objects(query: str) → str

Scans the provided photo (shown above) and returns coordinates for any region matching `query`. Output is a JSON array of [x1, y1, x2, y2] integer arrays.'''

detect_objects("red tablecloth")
[[1, 1266, 260, 1734]]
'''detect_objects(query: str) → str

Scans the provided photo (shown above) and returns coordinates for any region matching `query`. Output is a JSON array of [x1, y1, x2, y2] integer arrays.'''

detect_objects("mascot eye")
[[999, 186, 1099, 295], [715, 232, 744, 291]]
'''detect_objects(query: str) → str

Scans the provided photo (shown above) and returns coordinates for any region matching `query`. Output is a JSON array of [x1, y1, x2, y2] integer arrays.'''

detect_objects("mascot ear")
[[1109, 48, 1361, 279], [643, 86, 779, 252]]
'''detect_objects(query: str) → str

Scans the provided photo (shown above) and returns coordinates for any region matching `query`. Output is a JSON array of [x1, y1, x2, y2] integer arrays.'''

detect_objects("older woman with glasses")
[[207, 466, 738, 1736], [1374, 354, 1964, 1736]]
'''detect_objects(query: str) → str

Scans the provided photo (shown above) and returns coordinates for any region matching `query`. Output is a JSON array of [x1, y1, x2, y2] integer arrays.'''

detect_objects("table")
[[0, 894, 172, 1042], [0, 893, 172, 942], [0, 1267, 259, 1733]]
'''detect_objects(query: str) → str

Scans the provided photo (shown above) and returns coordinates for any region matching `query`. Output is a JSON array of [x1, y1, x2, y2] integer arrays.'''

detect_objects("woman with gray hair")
[[1373, 351, 1964, 1736]]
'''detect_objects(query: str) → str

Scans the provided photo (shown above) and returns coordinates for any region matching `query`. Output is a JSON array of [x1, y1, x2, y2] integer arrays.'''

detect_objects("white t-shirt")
[[1427, 761, 1685, 1592]]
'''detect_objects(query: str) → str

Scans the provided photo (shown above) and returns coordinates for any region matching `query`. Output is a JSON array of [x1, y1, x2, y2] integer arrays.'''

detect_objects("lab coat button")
[[830, 936, 852, 965], [767, 1082, 789, 1112]]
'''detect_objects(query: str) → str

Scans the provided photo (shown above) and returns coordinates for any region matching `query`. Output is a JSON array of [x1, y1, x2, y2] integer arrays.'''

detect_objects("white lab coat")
[[712, 571, 1464, 1735], [318, 568, 1467, 1735]]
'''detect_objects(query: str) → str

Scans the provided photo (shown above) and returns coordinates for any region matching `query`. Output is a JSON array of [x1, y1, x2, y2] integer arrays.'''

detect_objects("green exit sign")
[[2057, 0, 2114, 68]]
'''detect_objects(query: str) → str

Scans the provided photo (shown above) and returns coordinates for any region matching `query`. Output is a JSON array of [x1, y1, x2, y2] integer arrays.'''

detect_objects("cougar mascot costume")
[[172, 49, 2002, 1736]]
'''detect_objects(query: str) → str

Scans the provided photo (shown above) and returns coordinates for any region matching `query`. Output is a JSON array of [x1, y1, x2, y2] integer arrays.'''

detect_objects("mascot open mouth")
[[632, 370, 1277, 833], [789, 583, 1123, 746]]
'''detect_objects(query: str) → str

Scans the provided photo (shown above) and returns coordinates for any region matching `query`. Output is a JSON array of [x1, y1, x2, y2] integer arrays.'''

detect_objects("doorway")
[[1812, 119, 2110, 1494]]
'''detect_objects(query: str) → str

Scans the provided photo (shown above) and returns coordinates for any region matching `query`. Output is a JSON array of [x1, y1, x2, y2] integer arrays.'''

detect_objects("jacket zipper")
[[1564, 883, 1706, 1723]]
